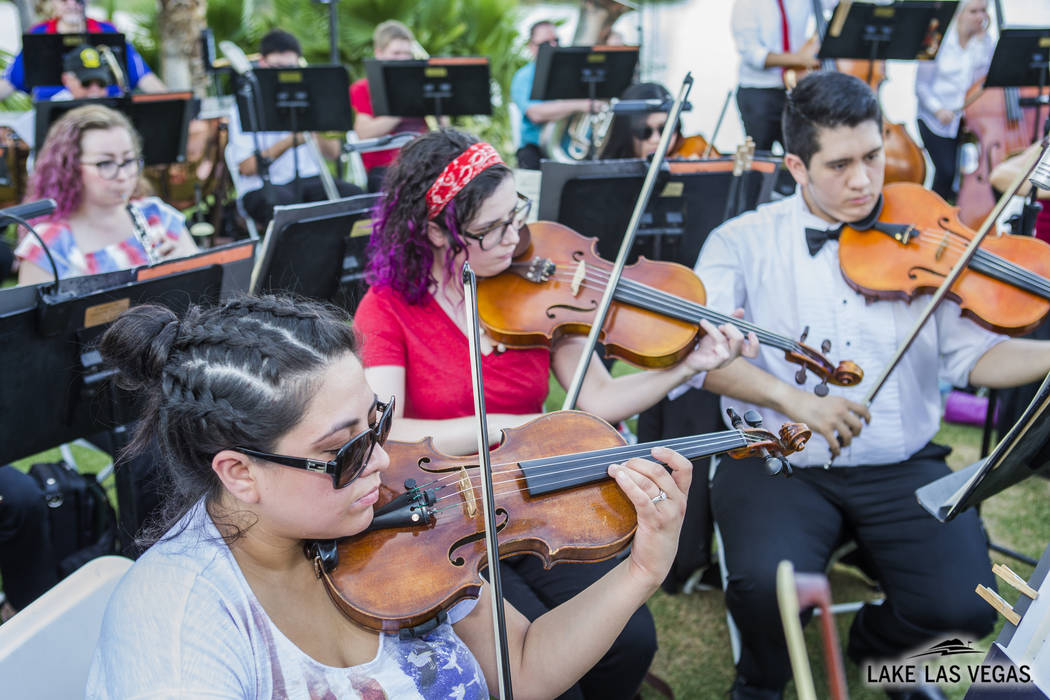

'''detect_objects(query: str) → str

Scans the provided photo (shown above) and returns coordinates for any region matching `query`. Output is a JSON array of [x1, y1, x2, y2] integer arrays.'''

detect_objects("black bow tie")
[[805, 225, 844, 256]]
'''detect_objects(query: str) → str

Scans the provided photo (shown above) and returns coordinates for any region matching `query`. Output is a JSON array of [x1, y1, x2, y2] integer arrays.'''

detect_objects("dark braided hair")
[[366, 128, 512, 305], [99, 294, 358, 547]]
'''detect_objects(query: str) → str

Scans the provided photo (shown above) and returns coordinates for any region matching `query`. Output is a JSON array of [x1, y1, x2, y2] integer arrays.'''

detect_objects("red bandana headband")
[[425, 142, 505, 220]]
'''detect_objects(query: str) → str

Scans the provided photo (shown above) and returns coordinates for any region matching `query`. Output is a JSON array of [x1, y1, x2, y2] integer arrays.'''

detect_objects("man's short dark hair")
[[259, 29, 301, 58], [529, 20, 555, 43], [782, 71, 882, 166]]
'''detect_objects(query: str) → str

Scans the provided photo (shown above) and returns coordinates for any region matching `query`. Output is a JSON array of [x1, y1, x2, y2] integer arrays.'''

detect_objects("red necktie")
[[776, 0, 791, 77]]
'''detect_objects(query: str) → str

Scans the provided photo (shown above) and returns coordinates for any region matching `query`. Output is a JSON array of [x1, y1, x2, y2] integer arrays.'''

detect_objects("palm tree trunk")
[[157, 0, 208, 93], [13, 0, 36, 30]]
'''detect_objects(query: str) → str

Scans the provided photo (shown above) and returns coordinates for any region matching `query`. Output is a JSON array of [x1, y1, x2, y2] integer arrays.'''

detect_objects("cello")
[[795, 0, 926, 184]]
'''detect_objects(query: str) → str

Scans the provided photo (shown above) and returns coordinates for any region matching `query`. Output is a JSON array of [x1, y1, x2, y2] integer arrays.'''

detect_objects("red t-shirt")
[[354, 285, 551, 419], [1035, 200, 1050, 245], [349, 78, 428, 172]]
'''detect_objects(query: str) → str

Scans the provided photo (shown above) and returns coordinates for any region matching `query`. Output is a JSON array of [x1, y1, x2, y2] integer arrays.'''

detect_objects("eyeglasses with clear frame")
[[81, 157, 143, 180], [460, 192, 531, 250], [234, 396, 395, 489]]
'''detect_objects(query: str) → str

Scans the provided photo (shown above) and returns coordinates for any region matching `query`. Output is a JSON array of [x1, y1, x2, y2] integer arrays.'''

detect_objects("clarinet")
[[127, 203, 160, 264]]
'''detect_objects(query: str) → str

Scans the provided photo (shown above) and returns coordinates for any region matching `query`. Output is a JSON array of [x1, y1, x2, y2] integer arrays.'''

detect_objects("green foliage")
[[0, 48, 30, 112], [212, 0, 527, 156]]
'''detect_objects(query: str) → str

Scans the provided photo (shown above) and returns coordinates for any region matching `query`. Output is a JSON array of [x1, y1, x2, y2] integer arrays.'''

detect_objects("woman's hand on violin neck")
[[609, 446, 692, 591], [684, 313, 758, 374], [782, 391, 870, 458]]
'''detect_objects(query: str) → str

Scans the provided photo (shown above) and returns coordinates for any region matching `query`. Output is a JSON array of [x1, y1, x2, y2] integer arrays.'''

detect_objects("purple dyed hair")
[[26, 104, 142, 220], [366, 129, 511, 305]]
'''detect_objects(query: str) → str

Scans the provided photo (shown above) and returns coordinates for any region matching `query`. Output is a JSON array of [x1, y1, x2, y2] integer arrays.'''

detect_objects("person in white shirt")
[[914, 0, 994, 202], [694, 71, 1050, 700], [730, 0, 824, 151], [226, 30, 360, 226]]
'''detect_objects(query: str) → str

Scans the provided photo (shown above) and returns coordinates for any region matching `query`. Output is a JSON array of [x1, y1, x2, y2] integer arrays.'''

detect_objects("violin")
[[672, 134, 720, 159], [477, 221, 863, 394], [837, 182, 1050, 335], [309, 410, 811, 633]]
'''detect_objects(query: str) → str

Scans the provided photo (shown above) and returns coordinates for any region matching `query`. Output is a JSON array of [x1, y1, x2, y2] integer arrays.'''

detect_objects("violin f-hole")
[[449, 509, 509, 567]]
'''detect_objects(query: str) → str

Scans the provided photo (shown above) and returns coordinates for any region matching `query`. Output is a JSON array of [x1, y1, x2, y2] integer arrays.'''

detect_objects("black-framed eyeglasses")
[[82, 157, 143, 180], [82, 79, 108, 89], [460, 193, 531, 251], [631, 121, 669, 141], [235, 396, 395, 489]]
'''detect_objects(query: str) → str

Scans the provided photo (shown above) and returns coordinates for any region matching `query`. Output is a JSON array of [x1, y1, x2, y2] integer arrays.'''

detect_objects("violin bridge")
[[457, 467, 478, 518], [935, 232, 949, 261], [571, 260, 586, 297]]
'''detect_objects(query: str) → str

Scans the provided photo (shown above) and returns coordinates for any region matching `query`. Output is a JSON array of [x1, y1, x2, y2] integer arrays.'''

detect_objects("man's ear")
[[783, 153, 810, 189], [212, 450, 263, 505], [60, 71, 78, 92]]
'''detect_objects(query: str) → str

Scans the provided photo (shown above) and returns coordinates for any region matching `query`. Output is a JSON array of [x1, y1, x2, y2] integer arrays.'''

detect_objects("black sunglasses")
[[632, 121, 673, 141], [235, 396, 395, 489]]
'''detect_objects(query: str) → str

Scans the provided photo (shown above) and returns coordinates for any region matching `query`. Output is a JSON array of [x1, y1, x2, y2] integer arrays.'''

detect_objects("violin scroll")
[[725, 408, 812, 477]]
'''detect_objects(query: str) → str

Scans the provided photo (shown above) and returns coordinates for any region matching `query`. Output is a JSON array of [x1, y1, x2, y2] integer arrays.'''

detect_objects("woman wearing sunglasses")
[[354, 128, 754, 699], [600, 83, 682, 160], [15, 104, 197, 285], [86, 293, 695, 699]]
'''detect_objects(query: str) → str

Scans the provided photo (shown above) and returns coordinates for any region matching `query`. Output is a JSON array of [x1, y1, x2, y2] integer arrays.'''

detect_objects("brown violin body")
[[314, 411, 811, 633], [958, 78, 1047, 229], [882, 119, 927, 185], [672, 134, 719, 159], [838, 183, 1050, 335], [476, 221, 862, 387]]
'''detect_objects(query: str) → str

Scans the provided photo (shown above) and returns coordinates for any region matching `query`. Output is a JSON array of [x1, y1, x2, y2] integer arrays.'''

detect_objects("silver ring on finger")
[[651, 490, 668, 504]]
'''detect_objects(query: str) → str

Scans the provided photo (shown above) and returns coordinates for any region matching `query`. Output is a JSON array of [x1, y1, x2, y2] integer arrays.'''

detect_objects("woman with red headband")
[[354, 129, 755, 699]]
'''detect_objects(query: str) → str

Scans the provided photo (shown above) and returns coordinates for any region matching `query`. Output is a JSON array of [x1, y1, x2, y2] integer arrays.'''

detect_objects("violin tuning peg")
[[798, 325, 809, 344], [764, 456, 784, 476], [814, 381, 829, 397], [726, 407, 744, 430], [795, 368, 808, 385], [742, 409, 764, 428], [821, 339, 831, 354], [780, 458, 793, 477]]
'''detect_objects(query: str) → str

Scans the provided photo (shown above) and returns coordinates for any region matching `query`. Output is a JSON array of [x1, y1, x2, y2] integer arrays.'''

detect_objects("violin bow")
[[861, 136, 1050, 410], [461, 262, 514, 700], [561, 73, 695, 410]]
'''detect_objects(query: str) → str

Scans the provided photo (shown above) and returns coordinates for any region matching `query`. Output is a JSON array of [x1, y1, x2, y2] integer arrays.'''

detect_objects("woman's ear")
[[212, 450, 263, 504], [426, 220, 447, 249]]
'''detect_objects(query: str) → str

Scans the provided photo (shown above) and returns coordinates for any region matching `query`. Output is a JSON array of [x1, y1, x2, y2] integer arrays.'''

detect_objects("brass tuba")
[[540, 104, 615, 162]]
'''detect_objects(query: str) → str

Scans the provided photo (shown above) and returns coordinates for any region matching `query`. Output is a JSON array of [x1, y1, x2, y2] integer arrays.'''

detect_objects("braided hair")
[[366, 128, 512, 305], [99, 294, 358, 547]]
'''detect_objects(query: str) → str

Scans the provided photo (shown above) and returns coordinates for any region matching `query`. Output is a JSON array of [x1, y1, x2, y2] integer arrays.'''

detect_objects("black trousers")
[[736, 87, 787, 152], [242, 175, 362, 226], [0, 465, 58, 610], [712, 445, 996, 690], [917, 120, 959, 202], [498, 554, 657, 700]]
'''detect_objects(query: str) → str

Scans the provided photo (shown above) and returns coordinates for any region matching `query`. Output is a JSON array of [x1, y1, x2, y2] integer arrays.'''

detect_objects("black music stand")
[[34, 93, 198, 165], [917, 372, 1050, 527], [250, 193, 379, 312], [365, 57, 492, 121], [531, 45, 638, 160], [21, 33, 127, 92], [818, 1, 958, 66], [538, 157, 778, 267], [233, 65, 352, 200]]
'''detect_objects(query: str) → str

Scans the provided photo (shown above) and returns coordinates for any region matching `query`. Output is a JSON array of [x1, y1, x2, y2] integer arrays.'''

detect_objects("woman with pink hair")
[[15, 104, 196, 284]]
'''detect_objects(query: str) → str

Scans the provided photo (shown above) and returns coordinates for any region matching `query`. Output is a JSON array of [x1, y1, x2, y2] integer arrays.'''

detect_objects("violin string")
[[856, 229, 1050, 299], [422, 431, 775, 508], [527, 264, 800, 352]]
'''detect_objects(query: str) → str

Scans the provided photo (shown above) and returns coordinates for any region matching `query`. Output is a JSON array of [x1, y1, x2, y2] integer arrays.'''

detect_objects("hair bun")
[[99, 304, 184, 389]]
